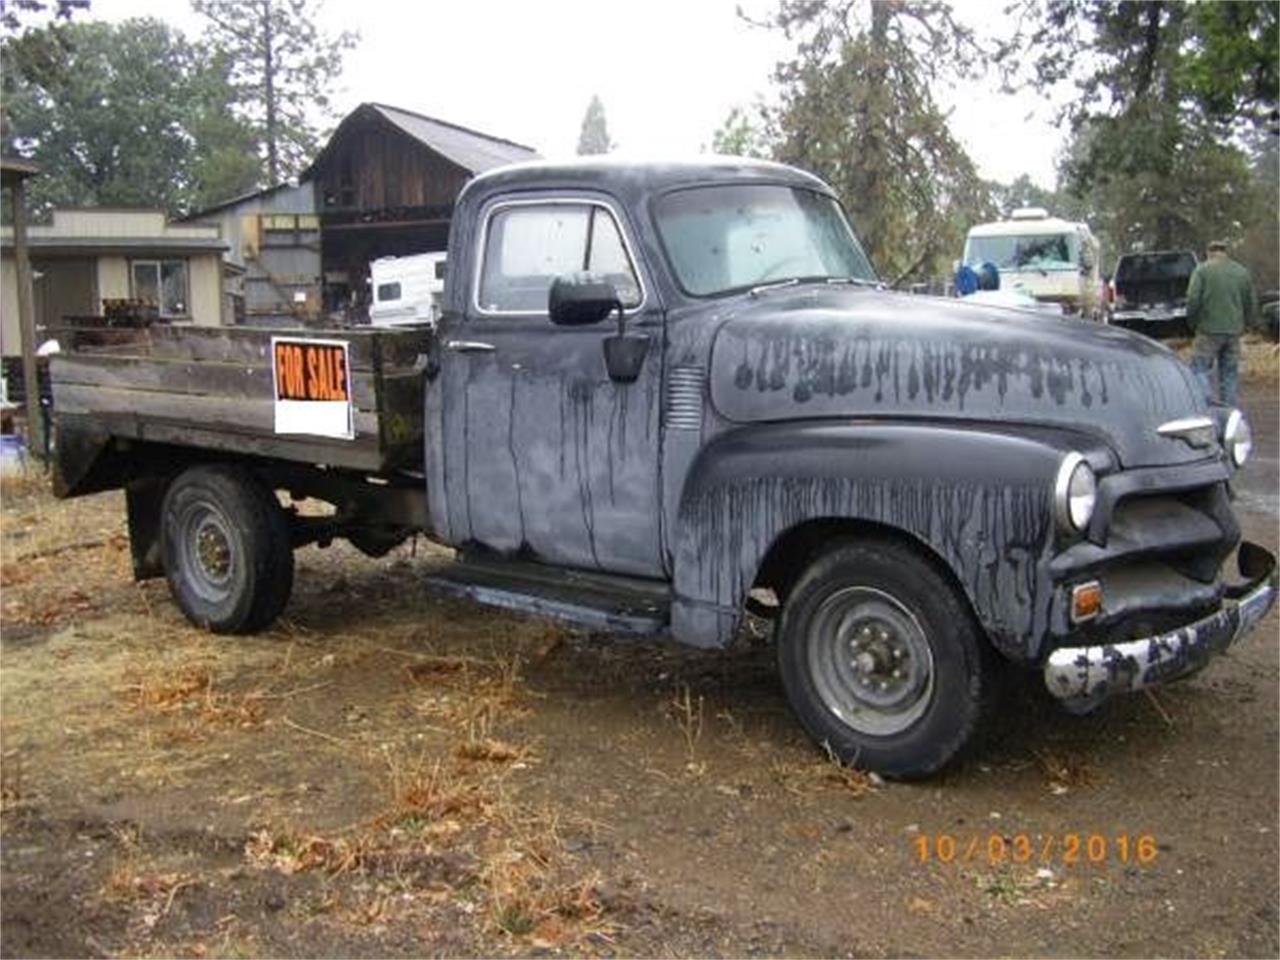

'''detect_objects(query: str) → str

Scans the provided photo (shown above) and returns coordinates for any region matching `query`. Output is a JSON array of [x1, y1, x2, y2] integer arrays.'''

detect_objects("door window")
[[477, 202, 642, 313]]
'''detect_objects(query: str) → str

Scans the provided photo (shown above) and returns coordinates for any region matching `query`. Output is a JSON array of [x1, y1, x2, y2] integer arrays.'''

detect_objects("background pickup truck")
[[47, 159, 1277, 777], [1109, 250, 1198, 337]]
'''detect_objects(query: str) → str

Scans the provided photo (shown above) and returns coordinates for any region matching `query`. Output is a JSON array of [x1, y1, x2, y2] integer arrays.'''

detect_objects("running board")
[[422, 556, 670, 636]]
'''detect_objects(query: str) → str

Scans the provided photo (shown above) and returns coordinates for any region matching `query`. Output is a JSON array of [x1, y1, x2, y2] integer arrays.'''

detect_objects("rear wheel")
[[776, 538, 993, 778], [160, 464, 294, 633]]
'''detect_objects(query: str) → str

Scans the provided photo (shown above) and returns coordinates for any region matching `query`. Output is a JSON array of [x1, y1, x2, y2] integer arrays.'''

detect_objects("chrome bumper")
[[1044, 547, 1277, 703]]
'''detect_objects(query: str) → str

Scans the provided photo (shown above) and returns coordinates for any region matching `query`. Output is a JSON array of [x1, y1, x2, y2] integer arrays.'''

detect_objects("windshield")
[[653, 184, 877, 296], [965, 232, 1079, 271]]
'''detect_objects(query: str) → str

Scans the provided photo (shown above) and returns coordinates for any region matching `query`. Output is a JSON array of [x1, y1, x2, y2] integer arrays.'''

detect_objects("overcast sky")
[[96, 0, 1066, 188]]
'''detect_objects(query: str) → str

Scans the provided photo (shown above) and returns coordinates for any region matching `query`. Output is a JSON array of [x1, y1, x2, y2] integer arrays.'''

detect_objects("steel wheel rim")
[[806, 585, 934, 736], [179, 501, 236, 604]]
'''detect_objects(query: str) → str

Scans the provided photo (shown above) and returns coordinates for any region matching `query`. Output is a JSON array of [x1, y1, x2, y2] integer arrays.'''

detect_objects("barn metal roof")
[[300, 103, 540, 181]]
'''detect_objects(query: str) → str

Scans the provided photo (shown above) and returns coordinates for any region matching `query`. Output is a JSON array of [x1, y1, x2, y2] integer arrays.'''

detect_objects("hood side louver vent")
[[665, 365, 705, 430]]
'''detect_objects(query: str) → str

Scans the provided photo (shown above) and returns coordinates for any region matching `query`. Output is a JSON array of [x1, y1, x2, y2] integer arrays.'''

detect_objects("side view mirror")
[[547, 273, 650, 383], [548, 274, 621, 326]]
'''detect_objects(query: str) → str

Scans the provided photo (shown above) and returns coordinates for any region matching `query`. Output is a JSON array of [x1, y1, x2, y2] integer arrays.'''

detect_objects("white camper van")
[[962, 209, 1103, 320], [368, 252, 447, 328]]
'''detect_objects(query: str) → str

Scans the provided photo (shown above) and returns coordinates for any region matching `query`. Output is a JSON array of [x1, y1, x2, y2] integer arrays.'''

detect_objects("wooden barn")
[[299, 103, 539, 315]]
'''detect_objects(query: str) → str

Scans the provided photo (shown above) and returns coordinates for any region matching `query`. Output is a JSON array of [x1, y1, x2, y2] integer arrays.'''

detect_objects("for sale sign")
[[271, 336, 354, 439]]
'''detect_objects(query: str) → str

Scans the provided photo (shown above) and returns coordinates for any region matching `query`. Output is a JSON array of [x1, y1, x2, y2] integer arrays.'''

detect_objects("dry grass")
[[666, 684, 705, 775], [237, 730, 611, 947], [1034, 748, 1099, 792], [481, 809, 610, 943], [0, 463, 48, 502], [124, 667, 215, 711], [103, 864, 195, 906], [769, 751, 880, 799], [1169, 334, 1279, 384], [0, 750, 27, 814], [123, 665, 268, 736], [1241, 336, 1280, 383], [454, 737, 529, 765], [379, 752, 495, 832], [244, 828, 374, 877], [1, 479, 130, 632], [407, 650, 531, 734]]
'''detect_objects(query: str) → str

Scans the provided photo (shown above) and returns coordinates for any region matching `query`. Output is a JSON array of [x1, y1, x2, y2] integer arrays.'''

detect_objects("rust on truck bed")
[[47, 322, 430, 493]]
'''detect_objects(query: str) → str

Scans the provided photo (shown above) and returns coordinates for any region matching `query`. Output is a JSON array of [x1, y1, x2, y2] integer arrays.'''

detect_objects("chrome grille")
[[665, 365, 705, 430]]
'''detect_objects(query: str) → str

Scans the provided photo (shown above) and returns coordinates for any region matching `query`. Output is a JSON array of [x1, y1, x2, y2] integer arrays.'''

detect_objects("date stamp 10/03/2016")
[[911, 833, 1159, 867]]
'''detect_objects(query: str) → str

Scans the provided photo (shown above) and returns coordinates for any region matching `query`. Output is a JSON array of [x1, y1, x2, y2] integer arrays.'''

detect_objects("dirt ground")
[[1, 381, 1277, 959]]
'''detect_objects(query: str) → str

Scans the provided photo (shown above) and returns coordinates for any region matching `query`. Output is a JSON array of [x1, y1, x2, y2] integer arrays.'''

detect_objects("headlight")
[[1223, 408, 1252, 468], [1054, 452, 1097, 533]]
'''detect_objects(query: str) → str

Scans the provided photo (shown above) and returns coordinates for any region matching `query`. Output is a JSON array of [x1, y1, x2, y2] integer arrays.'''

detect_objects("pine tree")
[[753, 1, 994, 284], [576, 95, 613, 155], [192, 0, 358, 184]]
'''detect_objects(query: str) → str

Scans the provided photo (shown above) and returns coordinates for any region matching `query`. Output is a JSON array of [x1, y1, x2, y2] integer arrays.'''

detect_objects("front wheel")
[[776, 539, 994, 778], [160, 464, 294, 633]]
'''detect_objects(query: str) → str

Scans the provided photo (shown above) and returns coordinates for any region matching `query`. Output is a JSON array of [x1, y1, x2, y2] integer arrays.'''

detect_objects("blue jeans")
[[1190, 332, 1240, 406]]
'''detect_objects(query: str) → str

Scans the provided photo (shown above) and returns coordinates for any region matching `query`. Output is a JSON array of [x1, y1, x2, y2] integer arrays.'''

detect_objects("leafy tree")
[[986, 174, 1073, 219], [1, 18, 260, 217], [997, 1, 1272, 256], [1050, 122, 1254, 275], [576, 95, 613, 155], [709, 105, 768, 157], [186, 46, 268, 207], [1179, 1, 1277, 137], [0, 0, 88, 34], [192, 0, 358, 184], [1239, 133, 1279, 291], [751, 1, 995, 284]]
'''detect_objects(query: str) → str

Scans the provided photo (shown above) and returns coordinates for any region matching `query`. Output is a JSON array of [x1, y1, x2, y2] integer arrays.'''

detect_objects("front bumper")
[[1044, 542, 1278, 702], [1110, 307, 1188, 324]]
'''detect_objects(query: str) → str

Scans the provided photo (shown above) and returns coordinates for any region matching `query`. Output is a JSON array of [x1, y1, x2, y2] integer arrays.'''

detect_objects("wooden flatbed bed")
[[48, 322, 430, 479]]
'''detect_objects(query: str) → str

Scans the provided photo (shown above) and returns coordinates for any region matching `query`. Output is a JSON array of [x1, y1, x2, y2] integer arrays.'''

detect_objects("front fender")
[[670, 421, 1067, 657]]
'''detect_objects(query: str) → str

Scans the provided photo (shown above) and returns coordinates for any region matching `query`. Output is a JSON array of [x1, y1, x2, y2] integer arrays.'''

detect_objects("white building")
[[0, 208, 227, 359]]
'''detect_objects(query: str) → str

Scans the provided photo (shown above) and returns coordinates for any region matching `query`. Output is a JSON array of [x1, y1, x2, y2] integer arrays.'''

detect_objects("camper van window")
[[967, 233, 1077, 271], [435, 261, 447, 281], [377, 282, 402, 303]]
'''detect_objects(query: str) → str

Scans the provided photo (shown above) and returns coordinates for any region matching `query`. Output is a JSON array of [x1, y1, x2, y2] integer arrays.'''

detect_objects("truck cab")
[[963, 208, 1103, 319]]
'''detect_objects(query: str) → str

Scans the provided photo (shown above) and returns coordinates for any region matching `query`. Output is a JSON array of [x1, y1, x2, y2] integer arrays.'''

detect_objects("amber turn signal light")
[[1071, 581, 1103, 624]]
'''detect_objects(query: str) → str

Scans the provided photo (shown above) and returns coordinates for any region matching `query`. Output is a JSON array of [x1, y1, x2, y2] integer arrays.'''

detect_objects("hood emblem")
[[1157, 416, 1215, 448]]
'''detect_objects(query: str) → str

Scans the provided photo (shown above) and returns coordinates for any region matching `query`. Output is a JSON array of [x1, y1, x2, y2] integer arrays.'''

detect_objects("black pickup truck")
[[1109, 250, 1198, 337], [48, 159, 1277, 777]]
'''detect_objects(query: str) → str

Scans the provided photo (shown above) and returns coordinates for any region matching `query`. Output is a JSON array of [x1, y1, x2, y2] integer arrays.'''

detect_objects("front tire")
[[776, 538, 993, 778], [160, 464, 294, 633]]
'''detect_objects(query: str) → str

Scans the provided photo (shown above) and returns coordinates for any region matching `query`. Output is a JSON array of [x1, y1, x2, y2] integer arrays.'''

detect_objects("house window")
[[260, 213, 320, 249], [131, 259, 189, 317]]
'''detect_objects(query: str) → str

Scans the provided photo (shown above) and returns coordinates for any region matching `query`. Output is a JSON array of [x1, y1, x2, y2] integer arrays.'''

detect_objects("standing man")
[[1186, 240, 1257, 405]]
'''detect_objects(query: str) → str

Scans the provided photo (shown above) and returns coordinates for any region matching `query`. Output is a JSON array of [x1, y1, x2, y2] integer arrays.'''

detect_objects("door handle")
[[445, 340, 496, 353]]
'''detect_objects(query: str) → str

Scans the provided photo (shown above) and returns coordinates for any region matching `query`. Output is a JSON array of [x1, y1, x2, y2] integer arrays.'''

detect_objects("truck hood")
[[708, 286, 1212, 468]]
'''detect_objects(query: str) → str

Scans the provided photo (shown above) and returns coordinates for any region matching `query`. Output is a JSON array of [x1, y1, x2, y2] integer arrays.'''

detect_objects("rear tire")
[[160, 464, 294, 633], [776, 538, 993, 778]]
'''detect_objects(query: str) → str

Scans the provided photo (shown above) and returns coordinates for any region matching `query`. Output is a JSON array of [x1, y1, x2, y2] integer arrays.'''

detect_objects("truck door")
[[429, 195, 664, 578]]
